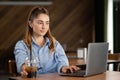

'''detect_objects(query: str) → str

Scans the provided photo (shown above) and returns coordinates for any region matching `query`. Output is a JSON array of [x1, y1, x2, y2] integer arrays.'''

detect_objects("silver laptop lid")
[[85, 42, 109, 76]]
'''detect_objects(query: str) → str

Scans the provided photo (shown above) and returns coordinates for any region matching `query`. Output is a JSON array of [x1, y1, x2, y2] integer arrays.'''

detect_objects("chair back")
[[108, 53, 119, 60], [8, 60, 17, 76], [108, 53, 120, 71]]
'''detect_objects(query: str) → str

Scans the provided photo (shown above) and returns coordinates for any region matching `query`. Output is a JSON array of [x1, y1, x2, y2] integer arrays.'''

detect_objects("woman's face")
[[29, 13, 49, 37]]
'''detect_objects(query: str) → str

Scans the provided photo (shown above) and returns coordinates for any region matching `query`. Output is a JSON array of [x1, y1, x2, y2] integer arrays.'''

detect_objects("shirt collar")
[[32, 37, 50, 46], [45, 37, 50, 46]]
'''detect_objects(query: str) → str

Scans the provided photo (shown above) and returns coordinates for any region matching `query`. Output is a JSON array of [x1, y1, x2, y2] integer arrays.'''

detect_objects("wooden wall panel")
[[0, 0, 95, 72], [0, 0, 94, 51]]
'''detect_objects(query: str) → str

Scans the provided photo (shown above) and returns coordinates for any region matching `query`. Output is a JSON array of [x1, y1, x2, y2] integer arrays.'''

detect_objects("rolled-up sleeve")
[[55, 41, 69, 73], [14, 40, 28, 74]]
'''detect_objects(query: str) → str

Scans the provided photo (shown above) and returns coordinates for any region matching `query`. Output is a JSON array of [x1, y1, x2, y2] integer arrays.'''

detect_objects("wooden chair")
[[8, 60, 17, 76], [108, 53, 120, 71]]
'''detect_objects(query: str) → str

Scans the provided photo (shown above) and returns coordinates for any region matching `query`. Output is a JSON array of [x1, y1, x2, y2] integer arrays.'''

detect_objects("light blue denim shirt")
[[14, 37, 69, 74]]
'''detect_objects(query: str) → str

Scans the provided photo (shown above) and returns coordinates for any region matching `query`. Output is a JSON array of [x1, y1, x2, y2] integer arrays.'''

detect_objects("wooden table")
[[9, 71, 120, 80], [68, 58, 120, 66], [67, 52, 120, 71], [9, 54, 120, 80], [108, 60, 120, 64]]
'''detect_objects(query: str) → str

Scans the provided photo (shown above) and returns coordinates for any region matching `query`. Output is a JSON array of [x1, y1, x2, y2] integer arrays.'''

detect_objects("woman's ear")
[[28, 21, 33, 28]]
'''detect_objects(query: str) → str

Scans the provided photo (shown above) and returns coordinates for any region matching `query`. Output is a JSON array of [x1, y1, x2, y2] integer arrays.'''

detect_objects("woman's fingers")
[[21, 70, 28, 77], [21, 64, 28, 77], [61, 66, 69, 73], [69, 65, 80, 73], [61, 65, 80, 73], [71, 65, 80, 71]]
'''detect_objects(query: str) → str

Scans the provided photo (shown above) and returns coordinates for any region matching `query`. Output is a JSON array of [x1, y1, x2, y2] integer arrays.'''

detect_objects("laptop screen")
[[86, 42, 109, 76]]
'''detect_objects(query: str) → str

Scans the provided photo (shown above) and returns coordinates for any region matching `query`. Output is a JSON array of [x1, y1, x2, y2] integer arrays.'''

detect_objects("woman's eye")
[[37, 22, 42, 24], [46, 23, 49, 25]]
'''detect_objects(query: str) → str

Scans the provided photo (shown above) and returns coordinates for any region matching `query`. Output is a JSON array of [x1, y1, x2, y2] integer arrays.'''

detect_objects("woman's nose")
[[42, 23, 45, 28]]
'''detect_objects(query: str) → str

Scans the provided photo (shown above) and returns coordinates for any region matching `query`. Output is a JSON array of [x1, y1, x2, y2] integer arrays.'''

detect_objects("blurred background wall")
[[0, 0, 94, 73]]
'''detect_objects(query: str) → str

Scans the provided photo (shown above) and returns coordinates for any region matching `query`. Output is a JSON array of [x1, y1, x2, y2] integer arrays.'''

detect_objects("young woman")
[[14, 6, 79, 77]]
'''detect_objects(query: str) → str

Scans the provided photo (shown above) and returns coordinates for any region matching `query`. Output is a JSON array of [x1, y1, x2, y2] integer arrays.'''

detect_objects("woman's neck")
[[33, 35, 45, 47]]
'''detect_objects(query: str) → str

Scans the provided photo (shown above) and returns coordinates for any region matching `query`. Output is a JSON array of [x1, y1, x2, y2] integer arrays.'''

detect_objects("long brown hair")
[[23, 6, 55, 53]]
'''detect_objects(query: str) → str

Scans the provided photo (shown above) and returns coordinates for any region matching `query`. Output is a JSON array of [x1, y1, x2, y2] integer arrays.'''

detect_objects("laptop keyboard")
[[68, 70, 86, 76], [60, 64, 86, 77]]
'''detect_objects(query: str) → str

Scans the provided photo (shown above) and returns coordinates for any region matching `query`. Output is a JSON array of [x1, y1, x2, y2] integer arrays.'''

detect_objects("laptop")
[[59, 42, 109, 77]]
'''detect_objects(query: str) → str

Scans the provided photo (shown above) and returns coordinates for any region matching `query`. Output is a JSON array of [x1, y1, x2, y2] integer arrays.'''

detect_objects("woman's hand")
[[61, 65, 80, 73], [21, 64, 28, 77]]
